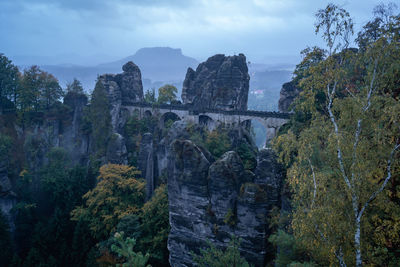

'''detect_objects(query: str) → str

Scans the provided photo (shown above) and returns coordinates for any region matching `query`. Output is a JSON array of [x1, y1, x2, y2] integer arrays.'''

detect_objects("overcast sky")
[[0, 0, 396, 66]]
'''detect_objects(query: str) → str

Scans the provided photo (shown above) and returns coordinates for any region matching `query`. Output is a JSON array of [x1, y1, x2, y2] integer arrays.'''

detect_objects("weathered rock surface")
[[138, 133, 154, 199], [0, 155, 16, 233], [98, 61, 144, 132], [182, 54, 250, 111], [62, 92, 90, 165], [168, 138, 283, 266], [99, 61, 144, 106], [278, 81, 300, 112], [106, 133, 128, 165], [0, 160, 12, 194], [168, 139, 211, 266]]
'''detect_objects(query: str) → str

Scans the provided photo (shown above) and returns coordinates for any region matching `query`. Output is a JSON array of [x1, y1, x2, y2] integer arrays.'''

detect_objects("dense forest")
[[0, 3, 399, 267]]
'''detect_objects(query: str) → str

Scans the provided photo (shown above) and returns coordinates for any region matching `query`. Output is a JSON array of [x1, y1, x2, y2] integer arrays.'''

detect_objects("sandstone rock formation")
[[106, 133, 128, 165], [0, 148, 16, 232], [278, 81, 300, 112], [99, 61, 144, 105], [138, 133, 155, 199], [167, 135, 282, 266], [98, 61, 144, 132], [182, 54, 250, 111], [62, 91, 90, 165]]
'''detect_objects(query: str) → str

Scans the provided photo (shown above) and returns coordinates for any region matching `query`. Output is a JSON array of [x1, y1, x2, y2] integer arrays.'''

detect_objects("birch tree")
[[274, 4, 400, 266]]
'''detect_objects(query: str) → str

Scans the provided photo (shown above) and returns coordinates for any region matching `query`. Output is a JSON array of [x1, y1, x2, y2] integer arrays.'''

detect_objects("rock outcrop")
[[99, 61, 144, 106], [167, 135, 282, 266], [106, 133, 128, 165], [138, 133, 155, 199], [182, 54, 250, 111], [278, 81, 300, 112], [98, 61, 144, 132], [168, 139, 211, 266], [0, 152, 16, 232], [62, 92, 90, 165]]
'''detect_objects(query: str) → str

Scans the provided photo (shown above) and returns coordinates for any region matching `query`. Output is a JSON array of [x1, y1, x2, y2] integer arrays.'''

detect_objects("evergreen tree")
[[38, 71, 63, 110], [111, 232, 151, 267], [89, 80, 112, 156], [66, 78, 85, 95], [0, 211, 13, 266], [192, 236, 252, 267], [0, 53, 19, 110]]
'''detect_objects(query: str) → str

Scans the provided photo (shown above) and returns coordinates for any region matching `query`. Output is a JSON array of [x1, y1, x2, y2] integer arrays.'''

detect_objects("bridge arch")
[[144, 110, 152, 118], [240, 117, 279, 147], [160, 112, 181, 128], [199, 115, 216, 131]]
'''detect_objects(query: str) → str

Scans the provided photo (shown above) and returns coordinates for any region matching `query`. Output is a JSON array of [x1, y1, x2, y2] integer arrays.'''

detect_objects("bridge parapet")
[[129, 102, 291, 119]]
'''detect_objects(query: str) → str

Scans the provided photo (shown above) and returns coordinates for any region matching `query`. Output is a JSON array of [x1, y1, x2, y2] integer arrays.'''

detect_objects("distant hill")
[[40, 47, 199, 92], [99, 47, 199, 82], [37, 48, 293, 107]]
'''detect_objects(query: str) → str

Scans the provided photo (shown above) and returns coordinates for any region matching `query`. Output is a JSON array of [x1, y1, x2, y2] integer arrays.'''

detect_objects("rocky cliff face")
[[182, 54, 250, 111], [278, 81, 300, 112], [63, 92, 90, 165], [0, 158, 16, 232], [167, 135, 282, 266], [98, 61, 144, 133], [138, 133, 155, 199], [98, 61, 145, 164]]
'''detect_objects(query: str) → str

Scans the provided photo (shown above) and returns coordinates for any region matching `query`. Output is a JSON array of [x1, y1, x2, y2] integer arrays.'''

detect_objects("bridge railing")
[[129, 102, 291, 119]]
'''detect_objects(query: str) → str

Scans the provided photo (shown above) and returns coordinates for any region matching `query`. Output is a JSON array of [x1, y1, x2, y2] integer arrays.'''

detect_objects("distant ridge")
[[40, 47, 199, 91], [98, 47, 199, 81]]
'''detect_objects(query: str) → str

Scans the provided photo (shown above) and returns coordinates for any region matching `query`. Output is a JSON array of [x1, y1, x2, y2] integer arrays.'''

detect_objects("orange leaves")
[[71, 164, 145, 240]]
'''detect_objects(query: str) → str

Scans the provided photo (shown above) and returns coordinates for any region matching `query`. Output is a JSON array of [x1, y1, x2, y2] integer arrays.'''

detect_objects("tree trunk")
[[355, 216, 362, 267]]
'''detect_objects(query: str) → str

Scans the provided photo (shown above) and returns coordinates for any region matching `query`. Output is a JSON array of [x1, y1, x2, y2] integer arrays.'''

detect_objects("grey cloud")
[[1, 0, 397, 66]]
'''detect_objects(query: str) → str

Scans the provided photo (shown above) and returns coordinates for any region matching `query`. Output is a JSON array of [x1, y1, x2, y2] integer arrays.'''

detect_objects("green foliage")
[[71, 218, 97, 267], [0, 53, 19, 110], [192, 236, 252, 267], [223, 208, 237, 226], [138, 184, 169, 263], [90, 80, 112, 156], [268, 230, 313, 267], [273, 3, 400, 266], [98, 185, 169, 266], [39, 71, 63, 110], [235, 142, 257, 171], [12, 149, 93, 267], [157, 84, 177, 104], [124, 112, 158, 166], [111, 232, 151, 267], [144, 88, 156, 103], [125, 112, 157, 137], [18, 66, 42, 113], [66, 78, 85, 94], [0, 211, 13, 266], [71, 164, 145, 240], [41, 148, 91, 209], [205, 128, 231, 159], [19, 65, 63, 112], [0, 133, 12, 162]]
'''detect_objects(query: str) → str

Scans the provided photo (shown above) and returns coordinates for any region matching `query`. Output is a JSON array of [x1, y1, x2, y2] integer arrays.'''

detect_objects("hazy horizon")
[[1, 0, 395, 67]]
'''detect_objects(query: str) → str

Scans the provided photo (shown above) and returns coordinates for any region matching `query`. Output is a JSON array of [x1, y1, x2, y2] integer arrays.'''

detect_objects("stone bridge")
[[124, 102, 290, 144]]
